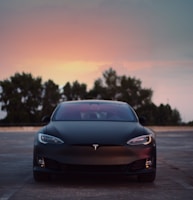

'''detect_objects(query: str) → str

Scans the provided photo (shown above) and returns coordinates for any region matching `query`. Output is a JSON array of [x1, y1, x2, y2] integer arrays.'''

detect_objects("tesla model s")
[[33, 100, 156, 182]]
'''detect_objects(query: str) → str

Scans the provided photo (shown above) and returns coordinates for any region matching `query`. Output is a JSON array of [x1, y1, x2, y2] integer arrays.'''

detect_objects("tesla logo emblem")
[[92, 144, 99, 150]]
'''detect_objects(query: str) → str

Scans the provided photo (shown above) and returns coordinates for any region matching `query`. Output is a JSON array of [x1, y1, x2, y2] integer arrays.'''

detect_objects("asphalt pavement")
[[0, 128, 193, 200]]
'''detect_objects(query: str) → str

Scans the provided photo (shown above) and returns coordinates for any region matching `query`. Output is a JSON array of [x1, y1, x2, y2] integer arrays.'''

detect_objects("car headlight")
[[38, 133, 64, 144], [127, 135, 152, 145]]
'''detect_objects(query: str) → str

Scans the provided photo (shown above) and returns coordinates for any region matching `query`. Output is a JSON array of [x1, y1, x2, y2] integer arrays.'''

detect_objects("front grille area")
[[44, 158, 146, 173], [61, 164, 128, 173]]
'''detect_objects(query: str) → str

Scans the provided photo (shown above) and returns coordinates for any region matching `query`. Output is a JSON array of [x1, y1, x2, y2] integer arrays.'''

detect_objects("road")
[[0, 129, 193, 200]]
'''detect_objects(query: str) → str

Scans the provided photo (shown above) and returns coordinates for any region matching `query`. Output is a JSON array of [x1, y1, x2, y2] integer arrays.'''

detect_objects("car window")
[[52, 102, 137, 122]]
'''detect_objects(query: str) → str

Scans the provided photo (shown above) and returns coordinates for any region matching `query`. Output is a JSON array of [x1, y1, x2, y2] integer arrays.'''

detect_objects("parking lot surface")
[[0, 127, 193, 200]]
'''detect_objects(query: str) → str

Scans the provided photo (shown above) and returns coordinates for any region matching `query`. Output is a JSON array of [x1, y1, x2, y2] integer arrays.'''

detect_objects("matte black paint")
[[33, 100, 156, 180]]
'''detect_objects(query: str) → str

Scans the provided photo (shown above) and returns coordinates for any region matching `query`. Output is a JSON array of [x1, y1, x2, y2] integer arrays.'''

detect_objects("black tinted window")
[[52, 102, 138, 122]]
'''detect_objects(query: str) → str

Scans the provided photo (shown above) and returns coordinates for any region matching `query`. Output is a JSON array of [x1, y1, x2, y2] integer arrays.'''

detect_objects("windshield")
[[52, 102, 138, 122]]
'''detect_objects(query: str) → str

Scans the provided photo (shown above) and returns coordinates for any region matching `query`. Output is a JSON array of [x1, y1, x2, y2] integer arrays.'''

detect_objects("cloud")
[[149, 0, 193, 61]]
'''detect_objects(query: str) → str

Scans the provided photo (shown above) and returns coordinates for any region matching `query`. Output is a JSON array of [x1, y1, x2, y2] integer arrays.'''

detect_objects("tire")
[[33, 171, 49, 182], [138, 171, 156, 183]]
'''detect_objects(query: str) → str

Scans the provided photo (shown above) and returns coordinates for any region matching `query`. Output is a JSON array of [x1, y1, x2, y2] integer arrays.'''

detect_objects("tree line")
[[0, 68, 182, 125]]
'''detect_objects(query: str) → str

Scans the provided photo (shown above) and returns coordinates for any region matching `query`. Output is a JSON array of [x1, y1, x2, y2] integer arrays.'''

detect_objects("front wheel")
[[138, 171, 156, 182]]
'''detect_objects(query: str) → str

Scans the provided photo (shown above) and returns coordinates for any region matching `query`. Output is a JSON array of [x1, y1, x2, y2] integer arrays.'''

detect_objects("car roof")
[[59, 100, 128, 105]]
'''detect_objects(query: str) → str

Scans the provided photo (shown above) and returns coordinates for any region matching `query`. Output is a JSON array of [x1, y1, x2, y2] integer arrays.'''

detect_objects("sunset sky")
[[0, 0, 193, 122]]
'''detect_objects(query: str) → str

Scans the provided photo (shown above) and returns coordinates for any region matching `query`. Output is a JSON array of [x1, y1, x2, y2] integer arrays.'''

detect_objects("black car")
[[33, 100, 156, 182]]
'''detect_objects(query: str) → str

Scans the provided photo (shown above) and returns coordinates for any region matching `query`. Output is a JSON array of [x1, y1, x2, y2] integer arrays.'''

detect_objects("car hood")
[[44, 121, 145, 145]]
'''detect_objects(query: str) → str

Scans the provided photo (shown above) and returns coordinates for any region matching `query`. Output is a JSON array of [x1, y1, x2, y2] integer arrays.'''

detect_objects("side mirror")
[[139, 116, 146, 125], [41, 115, 50, 124]]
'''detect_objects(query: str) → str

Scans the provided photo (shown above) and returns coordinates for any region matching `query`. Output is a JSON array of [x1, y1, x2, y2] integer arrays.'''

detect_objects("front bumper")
[[33, 159, 156, 176], [33, 143, 156, 176]]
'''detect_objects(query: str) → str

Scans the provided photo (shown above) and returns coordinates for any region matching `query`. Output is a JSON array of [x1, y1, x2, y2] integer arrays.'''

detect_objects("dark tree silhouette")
[[0, 72, 43, 123], [63, 81, 87, 100], [90, 68, 153, 110], [41, 80, 61, 118], [0, 69, 182, 125]]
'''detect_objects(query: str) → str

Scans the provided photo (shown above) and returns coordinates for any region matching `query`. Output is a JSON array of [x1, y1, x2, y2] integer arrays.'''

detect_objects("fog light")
[[38, 157, 45, 168], [145, 159, 152, 169]]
